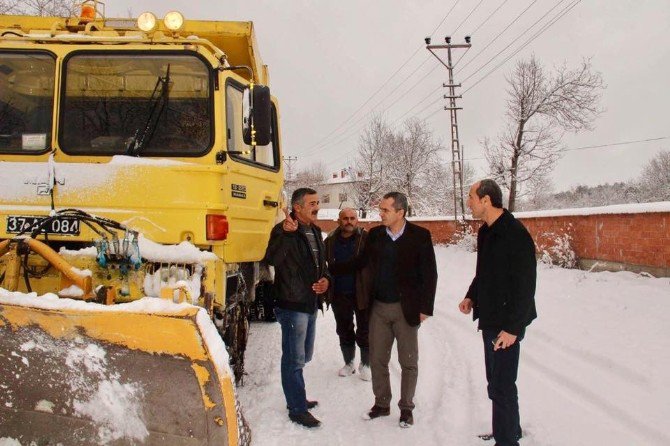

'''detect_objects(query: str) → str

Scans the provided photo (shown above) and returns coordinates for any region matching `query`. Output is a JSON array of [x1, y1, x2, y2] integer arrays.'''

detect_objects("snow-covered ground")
[[238, 245, 670, 446]]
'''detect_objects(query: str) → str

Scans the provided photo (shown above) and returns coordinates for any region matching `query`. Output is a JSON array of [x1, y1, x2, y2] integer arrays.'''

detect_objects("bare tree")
[[285, 160, 327, 198], [352, 115, 393, 211], [386, 118, 443, 216], [0, 0, 19, 14], [484, 55, 604, 211], [638, 150, 670, 201], [0, 0, 78, 16]]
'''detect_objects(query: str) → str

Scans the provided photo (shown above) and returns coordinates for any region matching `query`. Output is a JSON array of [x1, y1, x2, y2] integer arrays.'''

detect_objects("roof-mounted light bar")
[[137, 11, 185, 33]]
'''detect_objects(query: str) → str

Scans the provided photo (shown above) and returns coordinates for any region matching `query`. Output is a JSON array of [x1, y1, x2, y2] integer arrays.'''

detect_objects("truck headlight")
[[137, 12, 157, 32], [164, 11, 185, 32]]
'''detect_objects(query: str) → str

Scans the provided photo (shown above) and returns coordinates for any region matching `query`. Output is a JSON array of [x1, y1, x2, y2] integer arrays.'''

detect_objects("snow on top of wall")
[[318, 202, 670, 222], [513, 201, 670, 218]]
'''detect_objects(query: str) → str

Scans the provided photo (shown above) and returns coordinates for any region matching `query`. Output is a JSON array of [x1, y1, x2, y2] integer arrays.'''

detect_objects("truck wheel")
[[219, 300, 249, 383]]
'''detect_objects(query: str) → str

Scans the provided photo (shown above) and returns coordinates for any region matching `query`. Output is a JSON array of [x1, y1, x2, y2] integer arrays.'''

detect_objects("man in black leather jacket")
[[264, 187, 330, 428]]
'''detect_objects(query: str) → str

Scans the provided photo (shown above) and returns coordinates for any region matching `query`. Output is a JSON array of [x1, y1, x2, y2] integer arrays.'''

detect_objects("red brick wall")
[[318, 211, 670, 270]]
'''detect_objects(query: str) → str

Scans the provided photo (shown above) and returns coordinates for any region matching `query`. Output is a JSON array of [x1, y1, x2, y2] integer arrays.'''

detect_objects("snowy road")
[[238, 245, 670, 446]]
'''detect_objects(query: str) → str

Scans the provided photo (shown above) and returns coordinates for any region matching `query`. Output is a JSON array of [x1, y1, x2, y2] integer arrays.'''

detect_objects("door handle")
[[264, 199, 279, 207]]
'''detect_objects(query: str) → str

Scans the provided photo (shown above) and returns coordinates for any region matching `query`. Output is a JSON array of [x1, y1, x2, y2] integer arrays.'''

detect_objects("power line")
[[471, 0, 510, 36], [452, 0, 485, 35], [418, 0, 581, 124], [563, 136, 670, 152], [460, 136, 670, 162], [384, 0, 547, 129], [454, 0, 539, 75], [301, 0, 520, 164], [461, 0, 581, 94], [295, 0, 462, 156]]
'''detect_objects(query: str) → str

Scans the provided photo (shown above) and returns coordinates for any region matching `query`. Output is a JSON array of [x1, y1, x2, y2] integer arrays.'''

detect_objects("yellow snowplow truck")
[[0, 3, 284, 445]]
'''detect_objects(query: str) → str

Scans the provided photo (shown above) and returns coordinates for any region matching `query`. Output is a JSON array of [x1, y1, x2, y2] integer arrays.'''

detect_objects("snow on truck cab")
[[0, 2, 284, 444]]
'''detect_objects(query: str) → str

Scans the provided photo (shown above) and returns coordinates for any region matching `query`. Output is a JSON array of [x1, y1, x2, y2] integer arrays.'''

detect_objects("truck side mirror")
[[242, 85, 272, 146]]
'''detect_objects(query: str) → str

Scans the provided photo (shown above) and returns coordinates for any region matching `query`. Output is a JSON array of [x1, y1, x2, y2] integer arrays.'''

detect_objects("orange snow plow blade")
[[0, 297, 247, 445]]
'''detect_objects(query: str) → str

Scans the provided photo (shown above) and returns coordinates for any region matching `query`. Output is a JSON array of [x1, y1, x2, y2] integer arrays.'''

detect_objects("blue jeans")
[[483, 329, 522, 446], [274, 307, 317, 415]]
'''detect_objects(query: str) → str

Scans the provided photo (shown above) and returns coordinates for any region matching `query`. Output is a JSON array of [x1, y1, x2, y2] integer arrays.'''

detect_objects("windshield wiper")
[[126, 64, 172, 156]]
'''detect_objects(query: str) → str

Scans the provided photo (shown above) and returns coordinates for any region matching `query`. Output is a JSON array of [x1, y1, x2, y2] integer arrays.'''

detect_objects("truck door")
[[223, 79, 283, 263]]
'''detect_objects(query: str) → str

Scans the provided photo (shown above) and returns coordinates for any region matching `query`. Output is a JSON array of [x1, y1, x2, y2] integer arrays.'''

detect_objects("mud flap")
[[0, 295, 248, 446]]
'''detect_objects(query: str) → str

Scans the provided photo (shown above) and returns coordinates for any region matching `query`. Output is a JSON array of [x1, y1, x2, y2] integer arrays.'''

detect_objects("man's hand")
[[312, 277, 329, 294], [458, 297, 473, 314], [282, 207, 298, 232], [493, 330, 517, 351], [419, 313, 430, 322]]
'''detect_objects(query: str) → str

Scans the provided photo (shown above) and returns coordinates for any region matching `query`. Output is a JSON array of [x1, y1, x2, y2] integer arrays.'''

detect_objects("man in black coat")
[[362, 192, 438, 428], [264, 187, 330, 428], [458, 179, 537, 446]]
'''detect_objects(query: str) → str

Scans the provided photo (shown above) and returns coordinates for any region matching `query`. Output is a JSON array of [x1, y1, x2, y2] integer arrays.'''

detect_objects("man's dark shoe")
[[399, 409, 414, 428], [363, 404, 390, 420], [289, 411, 321, 428], [477, 431, 522, 441], [286, 400, 318, 410]]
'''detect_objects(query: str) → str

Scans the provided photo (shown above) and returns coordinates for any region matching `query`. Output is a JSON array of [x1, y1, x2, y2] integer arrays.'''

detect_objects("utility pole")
[[425, 35, 471, 220], [282, 156, 298, 182], [282, 156, 298, 197]]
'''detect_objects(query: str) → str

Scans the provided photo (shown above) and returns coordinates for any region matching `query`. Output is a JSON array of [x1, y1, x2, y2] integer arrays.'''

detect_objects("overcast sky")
[[110, 0, 670, 191]]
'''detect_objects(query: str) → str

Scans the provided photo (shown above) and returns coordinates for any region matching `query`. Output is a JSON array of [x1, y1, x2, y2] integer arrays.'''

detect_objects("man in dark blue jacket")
[[324, 208, 370, 380], [459, 179, 537, 446], [264, 187, 330, 428]]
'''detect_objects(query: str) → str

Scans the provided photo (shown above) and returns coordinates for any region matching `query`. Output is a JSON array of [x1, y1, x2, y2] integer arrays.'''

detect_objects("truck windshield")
[[0, 52, 55, 154], [60, 53, 212, 156]]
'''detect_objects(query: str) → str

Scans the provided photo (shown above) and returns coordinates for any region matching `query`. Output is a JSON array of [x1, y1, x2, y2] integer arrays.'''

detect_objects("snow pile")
[[536, 225, 577, 268], [142, 264, 203, 302], [73, 380, 147, 444], [138, 235, 218, 263], [449, 224, 477, 252], [59, 284, 85, 297], [59, 235, 217, 264]]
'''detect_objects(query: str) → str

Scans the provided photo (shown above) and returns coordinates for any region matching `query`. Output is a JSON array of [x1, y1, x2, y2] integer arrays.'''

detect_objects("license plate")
[[6, 215, 81, 235]]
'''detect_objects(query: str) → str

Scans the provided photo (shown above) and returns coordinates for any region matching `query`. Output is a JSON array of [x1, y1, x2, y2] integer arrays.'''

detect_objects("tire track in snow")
[[529, 328, 648, 385], [420, 308, 486, 445], [522, 349, 669, 445]]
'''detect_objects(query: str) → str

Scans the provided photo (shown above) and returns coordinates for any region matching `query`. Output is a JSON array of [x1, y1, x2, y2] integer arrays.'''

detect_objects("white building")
[[316, 169, 362, 212]]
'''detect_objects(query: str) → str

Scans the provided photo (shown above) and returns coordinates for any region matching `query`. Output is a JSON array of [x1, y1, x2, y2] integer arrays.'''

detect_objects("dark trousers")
[[331, 293, 369, 364], [482, 330, 522, 446]]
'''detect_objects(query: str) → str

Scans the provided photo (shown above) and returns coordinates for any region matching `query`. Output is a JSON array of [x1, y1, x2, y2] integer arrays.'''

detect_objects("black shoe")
[[363, 404, 390, 420], [289, 411, 321, 428], [478, 431, 522, 441], [399, 409, 414, 428], [286, 400, 319, 410]]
